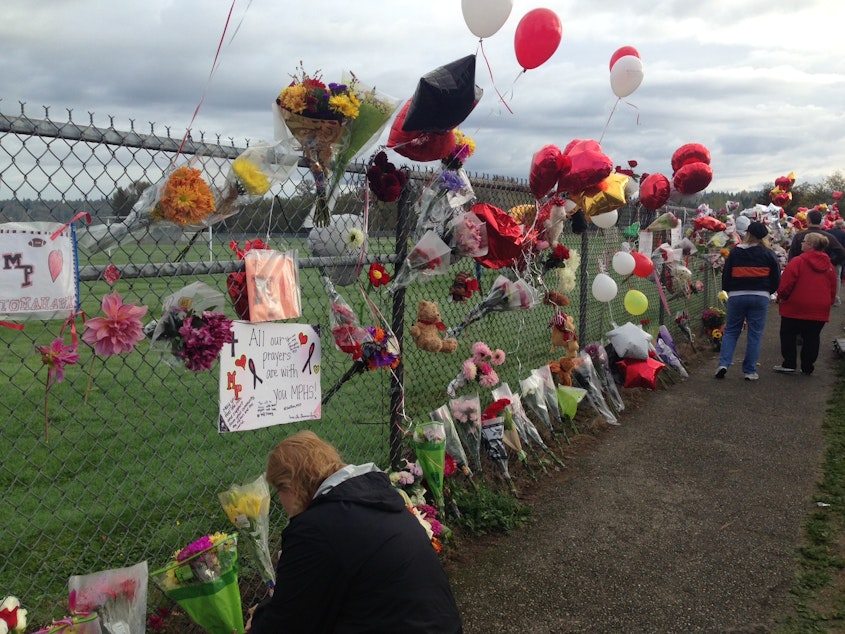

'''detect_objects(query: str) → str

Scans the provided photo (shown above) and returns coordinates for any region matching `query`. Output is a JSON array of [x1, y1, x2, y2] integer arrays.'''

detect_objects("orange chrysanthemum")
[[158, 166, 216, 226]]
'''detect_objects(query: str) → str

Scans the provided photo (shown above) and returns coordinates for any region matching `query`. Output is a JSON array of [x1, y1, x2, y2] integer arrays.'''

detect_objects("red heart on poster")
[[48, 249, 63, 282], [299, 332, 308, 345], [235, 355, 247, 369]]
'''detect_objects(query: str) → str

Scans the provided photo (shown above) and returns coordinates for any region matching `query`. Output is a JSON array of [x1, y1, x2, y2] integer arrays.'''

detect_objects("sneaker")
[[744, 372, 759, 381], [714, 366, 727, 379], [773, 365, 796, 374]]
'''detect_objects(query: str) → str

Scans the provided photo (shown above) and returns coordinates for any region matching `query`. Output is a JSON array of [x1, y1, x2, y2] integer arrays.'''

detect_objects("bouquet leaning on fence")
[[151, 533, 244, 634], [68, 561, 148, 634], [446, 275, 539, 339], [218, 474, 276, 589]]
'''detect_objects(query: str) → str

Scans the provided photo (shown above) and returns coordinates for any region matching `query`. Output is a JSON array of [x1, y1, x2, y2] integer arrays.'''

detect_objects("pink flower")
[[462, 359, 478, 381], [37, 337, 79, 386], [103, 263, 121, 285], [83, 292, 148, 356], [478, 367, 499, 388], [471, 341, 491, 361], [490, 349, 506, 366], [177, 311, 234, 372]]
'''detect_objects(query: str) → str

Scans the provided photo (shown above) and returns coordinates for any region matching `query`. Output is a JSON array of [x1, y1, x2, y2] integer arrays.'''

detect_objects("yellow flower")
[[278, 84, 308, 114], [508, 204, 536, 226], [232, 157, 271, 195], [223, 492, 266, 523], [454, 130, 476, 158], [329, 92, 360, 119]]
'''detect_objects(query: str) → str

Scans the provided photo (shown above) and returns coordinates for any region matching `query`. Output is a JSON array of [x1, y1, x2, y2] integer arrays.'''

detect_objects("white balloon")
[[612, 251, 636, 275], [461, 0, 514, 38], [610, 55, 644, 98], [591, 273, 618, 302], [590, 210, 618, 229]]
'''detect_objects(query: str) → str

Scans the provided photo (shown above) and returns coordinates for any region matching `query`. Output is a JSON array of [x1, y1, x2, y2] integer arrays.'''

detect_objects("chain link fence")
[[0, 104, 714, 624]]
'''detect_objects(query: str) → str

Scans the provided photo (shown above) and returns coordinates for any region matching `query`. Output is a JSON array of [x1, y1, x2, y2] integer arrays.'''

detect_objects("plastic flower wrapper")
[[387, 230, 452, 293], [480, 399, 517, 495], [489, 387, 535, 479], [68, 561, 148, 634], [449, 393, 482, 472], [494, 382, 565, 470], [0, 596, 27, 634], [447, 275, 516, 339], [652, 326, 689, 378], [218, 474, 275, 589], [518, 373, 553, 436], [429, 404, 473, 479], [30, 613, 101, 634], [412, 167, 475, 241], [308, 213, 367, 287], [507, 277, 541, 310], [227, 238, 269, 320], [446, 211, 488, 259], [583, 342, 624, 414], [151, 533, 244, 634], [571, 352, 619, 425], [79, 162, 218, 253], [324, 276, 368, 359], [216, 141, 300, 219], [531, 364, 565, 432], [412, 419, 446, 511], [244, 248, 301, 321], [556, 385, 587, 432], [674, 310, 695, 349], [446, 340, 506, 398]]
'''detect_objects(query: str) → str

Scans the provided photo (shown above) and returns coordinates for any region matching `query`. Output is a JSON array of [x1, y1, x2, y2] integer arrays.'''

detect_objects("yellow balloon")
[[624, 289, 648, 315]]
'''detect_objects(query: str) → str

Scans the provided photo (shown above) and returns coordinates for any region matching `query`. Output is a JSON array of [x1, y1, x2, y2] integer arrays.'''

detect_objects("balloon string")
[[598, 98, 620, 145], [479, 39, 513, 114]]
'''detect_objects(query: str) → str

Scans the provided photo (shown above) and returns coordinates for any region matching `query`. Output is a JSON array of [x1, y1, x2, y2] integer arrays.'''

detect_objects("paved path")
[[450, 304, 842, 633]]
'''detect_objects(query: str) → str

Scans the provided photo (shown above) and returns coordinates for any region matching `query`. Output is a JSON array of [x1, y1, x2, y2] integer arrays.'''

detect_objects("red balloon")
[[673, 162, 713, 195], [514, 8, 562, 71], [671, 143, 710, 173], [615, 356, 665, 389], [833, 191, 843, 201], [386, 100, 456, 162], [693, 216, 726, 232], [638, 173, 670, 211], [632, 251, 654, 278], [470, 203, 526, 269], [529, 145, 564, 200], [556, 139, 613, 195], [609, 45, 640, 71]]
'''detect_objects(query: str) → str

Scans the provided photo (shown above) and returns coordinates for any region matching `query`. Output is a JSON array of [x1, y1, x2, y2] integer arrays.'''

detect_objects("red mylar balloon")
[[387, 100, 457, 162], [673, 161, 713, 195], [514, 8, 562, 71], [833, 191, 843, 201], [529, 145, 564, 200], [470, 202, 526, 269], [638, 172, 670, 211], [557, 139, 613, 195], [615, 355, 665, 389], [774, 175, 793, 190], [609, 45, 640, 71], [631, 251, 654, 278], [671, 143, 710, 173], [693, 216, 726, 232]]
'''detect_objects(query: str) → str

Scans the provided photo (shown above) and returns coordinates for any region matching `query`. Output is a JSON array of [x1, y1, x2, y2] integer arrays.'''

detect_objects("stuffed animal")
[[548, 356, 582, 387], [409, 300, 458, 354], [549, 311, 579, 356], [543, 290, 570, 309], [449, 271, 480, 302]]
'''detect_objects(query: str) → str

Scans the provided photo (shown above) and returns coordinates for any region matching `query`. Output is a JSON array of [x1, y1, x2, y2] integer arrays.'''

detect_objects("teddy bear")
[[548, 356, 582, 387], [549, 311, 579, 357], [543, 290, 570, 309], [409, 300, 459, 354]]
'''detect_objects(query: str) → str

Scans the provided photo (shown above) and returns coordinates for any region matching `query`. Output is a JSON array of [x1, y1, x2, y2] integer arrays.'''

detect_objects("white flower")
[[0, 596, 26, 633], [345, 228, 365, 249]]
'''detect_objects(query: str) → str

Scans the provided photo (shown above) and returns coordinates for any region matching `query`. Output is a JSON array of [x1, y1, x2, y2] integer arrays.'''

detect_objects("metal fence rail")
[[0, 104, 712, 625]]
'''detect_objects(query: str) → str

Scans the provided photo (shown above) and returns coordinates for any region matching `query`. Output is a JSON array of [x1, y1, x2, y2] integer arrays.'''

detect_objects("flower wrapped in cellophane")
[[151, 533, 244, 634], [429, 404, 473, 479], [215, 142, 300, 219], [449, 393, 482, 472], [273, 66, 399, 227], [412, 419, 447, 511], [480, 399, 517, 495], [387, 230, 452, 293], [218, 474, 275, 589], [412, 165, 475, 242], [571, 352, 618, 425], [583, 342, 625, 414], [493, 382, 565, 470], [446, 211, 488, 259], [446, 275, 539, 339], [488, 388, 534, 479], [79, 162, 219, 253], [324, 276, 369, 359], [68, 561, 148, 634], [0, 595, 27, 634], [446, 340, 506, 398], [31, 614, 101, 634]]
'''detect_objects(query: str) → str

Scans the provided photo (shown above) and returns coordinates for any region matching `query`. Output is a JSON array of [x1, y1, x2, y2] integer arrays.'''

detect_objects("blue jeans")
[[718, 294, 770, 374]]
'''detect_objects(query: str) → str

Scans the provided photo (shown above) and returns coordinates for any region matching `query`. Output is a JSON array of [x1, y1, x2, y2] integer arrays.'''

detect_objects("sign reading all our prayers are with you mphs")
[[218, 322, 321, 432]]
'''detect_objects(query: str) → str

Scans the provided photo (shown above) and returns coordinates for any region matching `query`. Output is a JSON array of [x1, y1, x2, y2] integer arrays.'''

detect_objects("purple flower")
[[438, 170, 464, 193]]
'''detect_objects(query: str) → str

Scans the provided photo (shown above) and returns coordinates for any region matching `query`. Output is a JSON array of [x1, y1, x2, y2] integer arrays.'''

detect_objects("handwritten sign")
[[0, 221, 79, 320], [218, 321, 321, 433]]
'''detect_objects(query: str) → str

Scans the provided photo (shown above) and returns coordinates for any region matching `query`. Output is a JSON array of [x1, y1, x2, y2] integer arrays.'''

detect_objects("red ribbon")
[[418, 318, 446, 332]]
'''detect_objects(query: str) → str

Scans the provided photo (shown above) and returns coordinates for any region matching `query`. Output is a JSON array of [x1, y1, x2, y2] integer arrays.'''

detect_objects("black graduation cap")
[[402, 55, 481, 133]]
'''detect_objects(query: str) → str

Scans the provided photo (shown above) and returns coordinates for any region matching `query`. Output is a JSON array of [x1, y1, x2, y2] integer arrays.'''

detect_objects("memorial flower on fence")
[[218, 475, 275, 589], [36, 335, 79, 442], [151, 166, 217, 227]]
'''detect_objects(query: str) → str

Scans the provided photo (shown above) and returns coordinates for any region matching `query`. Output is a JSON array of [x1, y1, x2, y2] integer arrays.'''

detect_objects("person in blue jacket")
[[246, 430, 463, 634], [714, 221, 781, 381]]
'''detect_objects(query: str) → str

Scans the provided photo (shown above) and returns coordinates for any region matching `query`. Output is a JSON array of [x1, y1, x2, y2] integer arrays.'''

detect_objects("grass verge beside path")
[[779, 360, 845, 632]]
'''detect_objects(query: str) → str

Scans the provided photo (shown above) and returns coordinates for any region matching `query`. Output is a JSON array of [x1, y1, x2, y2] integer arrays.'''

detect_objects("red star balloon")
[[615, 356, 665, 389]]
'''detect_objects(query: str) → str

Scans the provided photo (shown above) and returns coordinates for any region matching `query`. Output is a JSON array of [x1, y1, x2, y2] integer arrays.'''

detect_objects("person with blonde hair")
[[774, 231, 837, 375], [246, 430, 463, 633]]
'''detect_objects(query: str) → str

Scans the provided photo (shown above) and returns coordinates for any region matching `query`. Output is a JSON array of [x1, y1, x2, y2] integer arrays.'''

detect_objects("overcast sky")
[[2, 0, 844, 194]]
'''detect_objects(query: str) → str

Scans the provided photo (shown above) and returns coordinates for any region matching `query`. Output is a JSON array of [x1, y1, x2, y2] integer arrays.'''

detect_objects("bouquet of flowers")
[[701, 306, 726, 350], [480, 399, 517, 495], [447, 275, 539, 338], [674, 310, 696, 349], [449, 393, 482, 472], [583, 342, 625, 414], [429, 404, 473, 478], [518, 373, 553, 436], [412, 158, 476, 241], [31, 614, 101, 634], [493, 382, 565, 469], [227, 238, 269, 320], [68, 561, 148, 634], [412, 419, 447, 511], [489, 387, 534, 478], [388, 459, 427, 506], [541, 243, 571, 275], [446, 211, 488, 259], [148, 306, 233, 372], [654, 325, 689, 378], [322, 323, 400, 404], [218, 474, 275, 588], [407, 502, 450, 554], [0, 596, 27, 634], [325, 276, 369, 359], [446, 340, 506, 398], [532, 364, 565, 433], [151, 533, 244, 634], [571, 352, 619, 425], [387, 230, 452, 293], [367, 151, 407, 203]]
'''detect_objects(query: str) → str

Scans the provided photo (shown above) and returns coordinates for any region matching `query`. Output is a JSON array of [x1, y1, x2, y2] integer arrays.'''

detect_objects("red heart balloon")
[[692, 216, 726, 232], [387, 100, 456, 162], [529, 145, 564, 200], [638, 173, 670, 211], [671, 143, 710, 173], [673, 162, 713, 195], [557, 139, 613, 195], [471, 203, 526, 269]]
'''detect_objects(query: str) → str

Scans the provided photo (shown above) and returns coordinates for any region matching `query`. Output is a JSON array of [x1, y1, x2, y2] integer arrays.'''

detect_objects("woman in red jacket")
[[775, 232, 837, 375]]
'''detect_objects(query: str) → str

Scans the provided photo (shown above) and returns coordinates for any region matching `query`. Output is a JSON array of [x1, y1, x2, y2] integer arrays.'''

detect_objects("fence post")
[[388, 186, 412, 469]]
